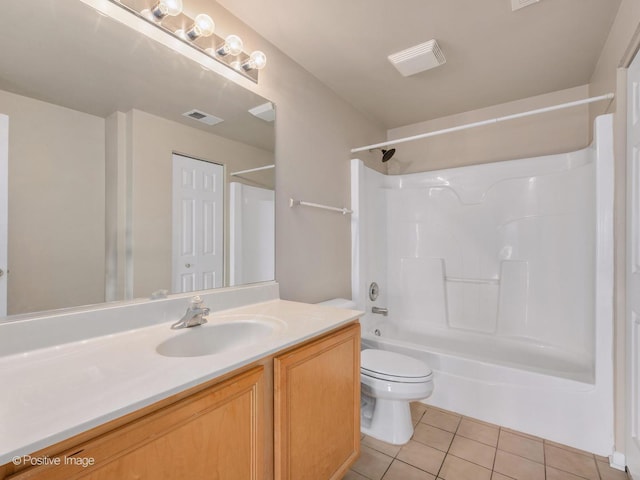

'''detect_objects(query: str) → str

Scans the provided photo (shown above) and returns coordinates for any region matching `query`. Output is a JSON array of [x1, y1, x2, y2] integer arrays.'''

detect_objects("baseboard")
[[610, 451, 626, 472]]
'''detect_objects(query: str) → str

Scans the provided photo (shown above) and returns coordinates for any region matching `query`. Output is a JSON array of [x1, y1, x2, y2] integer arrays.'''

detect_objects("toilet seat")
[[361, 349, 433, 384]]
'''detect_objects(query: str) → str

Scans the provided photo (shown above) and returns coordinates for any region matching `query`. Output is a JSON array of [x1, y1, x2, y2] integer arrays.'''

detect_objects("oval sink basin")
[[156, 316, 283, 358]]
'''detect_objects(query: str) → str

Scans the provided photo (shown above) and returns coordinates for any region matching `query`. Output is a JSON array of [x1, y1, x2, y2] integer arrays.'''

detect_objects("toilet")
[[317, 298, 434, 445], [360, 348, 433, 445]]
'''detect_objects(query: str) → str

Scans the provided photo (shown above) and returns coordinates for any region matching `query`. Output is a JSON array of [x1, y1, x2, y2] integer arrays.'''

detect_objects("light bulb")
[[242, 50, 267, 71], [216, 34, 243, 56], [186, 13, 215, 40], [150, 0, 183, 20]]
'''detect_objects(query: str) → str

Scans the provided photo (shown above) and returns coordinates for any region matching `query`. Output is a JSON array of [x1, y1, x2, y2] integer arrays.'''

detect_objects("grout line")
[[492, 427, 501, 475], [433, 408, 462, 479]]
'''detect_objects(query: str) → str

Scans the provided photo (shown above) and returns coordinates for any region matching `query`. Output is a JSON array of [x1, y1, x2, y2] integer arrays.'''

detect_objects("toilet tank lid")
[[316, 298, 357, 309], [361, 349, 432, 379]]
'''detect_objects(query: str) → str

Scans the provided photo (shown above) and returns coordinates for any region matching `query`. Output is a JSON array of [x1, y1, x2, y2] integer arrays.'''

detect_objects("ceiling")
[[216, 0, 622, 129]]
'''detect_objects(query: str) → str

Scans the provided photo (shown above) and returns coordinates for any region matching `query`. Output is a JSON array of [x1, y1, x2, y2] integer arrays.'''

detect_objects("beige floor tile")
[[494, 450, 545, 480], [546, 465, 588, 479], [382, 460, 436, 480], [411, 402, 428, 426], [421, 408, 461, 433], [491, 473, 513, 480], [342, 470, 371, 480], [497, 429, 544, 464], [457, 418, 499, 447], [412, 423, 454, 452], [449, 435, 496, 469], [597, 460, 629, 480], [351, 445, 394, 480], [362, 435, 402, 458], [462, 416, 500, 429], [397, 440, 446, 475], [438, 454, 492, 480], [595, 454, 609, 463], [544, 444, 599, 480], [500, 427, 542, 442], [545, 440, 594, 458]]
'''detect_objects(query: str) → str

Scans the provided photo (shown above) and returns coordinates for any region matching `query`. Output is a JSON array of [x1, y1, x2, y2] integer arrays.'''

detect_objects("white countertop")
[[0, 299, 361, 465]]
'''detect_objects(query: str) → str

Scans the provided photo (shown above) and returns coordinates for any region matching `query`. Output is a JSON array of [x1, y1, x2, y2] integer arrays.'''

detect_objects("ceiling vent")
[[248, 102, 275, 122], [182, 109, 224, 126], [388, 39, 446, 77], [511, 0, 540, 11]]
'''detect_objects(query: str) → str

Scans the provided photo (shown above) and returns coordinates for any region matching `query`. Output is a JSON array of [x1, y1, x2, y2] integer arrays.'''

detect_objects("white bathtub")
[[361, 319, 611, 455], [351, 115, 615, 455]]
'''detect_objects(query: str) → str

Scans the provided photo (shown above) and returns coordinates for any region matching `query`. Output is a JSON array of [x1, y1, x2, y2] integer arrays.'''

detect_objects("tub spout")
[[372, 306, 388, 316]]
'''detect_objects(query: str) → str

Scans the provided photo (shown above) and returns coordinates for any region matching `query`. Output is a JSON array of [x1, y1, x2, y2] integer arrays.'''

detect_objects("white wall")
[[187, 0, 387, 303], [386, 85, 591, 174], [0, 89, 105, 315]]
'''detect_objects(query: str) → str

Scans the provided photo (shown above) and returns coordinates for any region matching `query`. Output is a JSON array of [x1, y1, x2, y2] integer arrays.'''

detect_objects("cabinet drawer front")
[[9, 367, 264, 480], [275, 323, 361, 480]]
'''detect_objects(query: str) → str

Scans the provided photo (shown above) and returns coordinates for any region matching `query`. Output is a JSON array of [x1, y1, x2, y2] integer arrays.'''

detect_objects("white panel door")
[[627, 50, 640, 477], [0, 115, 7, 316], [172, 154, 224, 293]]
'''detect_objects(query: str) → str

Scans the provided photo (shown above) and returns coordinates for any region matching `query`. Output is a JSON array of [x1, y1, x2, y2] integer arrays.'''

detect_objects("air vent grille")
[[182, 109, 224, 126], [388, 39, 446, 77]]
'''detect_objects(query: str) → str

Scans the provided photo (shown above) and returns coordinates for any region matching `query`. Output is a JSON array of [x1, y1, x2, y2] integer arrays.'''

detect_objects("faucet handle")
[[190, 295, 204, 309]]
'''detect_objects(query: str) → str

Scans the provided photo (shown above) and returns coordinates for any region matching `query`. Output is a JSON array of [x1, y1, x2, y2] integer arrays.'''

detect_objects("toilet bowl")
[[315, 299, 434, 445], [360, 349, 434, 445]]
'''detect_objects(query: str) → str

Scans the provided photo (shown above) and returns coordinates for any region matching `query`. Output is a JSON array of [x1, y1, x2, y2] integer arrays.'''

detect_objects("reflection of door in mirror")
[[172, 154, 224, 293]]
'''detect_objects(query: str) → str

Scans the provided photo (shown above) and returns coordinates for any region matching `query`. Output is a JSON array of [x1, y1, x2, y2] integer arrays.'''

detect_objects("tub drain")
[[374, 329, 381, 336]]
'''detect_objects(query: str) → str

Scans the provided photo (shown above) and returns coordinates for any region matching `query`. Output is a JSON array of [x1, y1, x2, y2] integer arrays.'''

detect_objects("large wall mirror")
[[0, 0, 275, 318]]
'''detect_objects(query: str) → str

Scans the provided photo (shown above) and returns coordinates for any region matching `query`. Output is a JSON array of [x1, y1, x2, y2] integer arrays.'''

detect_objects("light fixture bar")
[[103, 0, 265, 83]]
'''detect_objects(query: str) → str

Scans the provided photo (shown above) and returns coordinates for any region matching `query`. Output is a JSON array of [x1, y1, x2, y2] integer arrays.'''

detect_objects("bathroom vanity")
[[0, 293, 361, 480]]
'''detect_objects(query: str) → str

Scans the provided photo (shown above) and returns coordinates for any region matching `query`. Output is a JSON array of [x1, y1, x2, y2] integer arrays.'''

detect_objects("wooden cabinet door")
[[9, 367, 264, 480], [274, 323, 360, 480]]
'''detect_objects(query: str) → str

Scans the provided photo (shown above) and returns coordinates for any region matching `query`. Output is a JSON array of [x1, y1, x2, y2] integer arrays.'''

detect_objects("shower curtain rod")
[[230, 164, 275, 176], [351, 93, 615, 153]]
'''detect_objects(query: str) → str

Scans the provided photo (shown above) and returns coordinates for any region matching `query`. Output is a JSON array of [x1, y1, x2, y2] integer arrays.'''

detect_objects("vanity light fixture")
[[241, 51, 267, 71], [185, 13, 215, 40], [106, 0, 267, 83], [148, 0, 183, 21], [215, 34, 244, 57]]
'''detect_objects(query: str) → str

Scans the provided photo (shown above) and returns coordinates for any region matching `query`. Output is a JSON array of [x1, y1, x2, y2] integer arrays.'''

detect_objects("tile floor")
[[344, 403, 629, 480]]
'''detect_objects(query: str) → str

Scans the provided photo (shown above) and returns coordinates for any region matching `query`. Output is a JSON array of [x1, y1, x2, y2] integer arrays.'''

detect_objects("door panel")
[[627, 50, 640, 477], [172, 154, 224, 293]]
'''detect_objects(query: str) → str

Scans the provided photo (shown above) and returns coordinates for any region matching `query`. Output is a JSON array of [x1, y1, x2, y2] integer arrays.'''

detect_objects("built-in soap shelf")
[[399, 256, 528, 335]]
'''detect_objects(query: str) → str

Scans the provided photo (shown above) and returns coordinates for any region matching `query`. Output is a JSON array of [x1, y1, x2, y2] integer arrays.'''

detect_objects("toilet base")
[[361, 397, 414, 445]]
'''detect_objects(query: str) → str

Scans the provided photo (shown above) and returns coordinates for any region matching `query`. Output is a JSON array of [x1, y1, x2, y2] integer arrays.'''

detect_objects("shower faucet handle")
[[371, 306, 388, 316]]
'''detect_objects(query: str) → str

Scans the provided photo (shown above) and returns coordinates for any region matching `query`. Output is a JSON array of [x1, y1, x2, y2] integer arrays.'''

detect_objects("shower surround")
[[351, 115, 614, 454]]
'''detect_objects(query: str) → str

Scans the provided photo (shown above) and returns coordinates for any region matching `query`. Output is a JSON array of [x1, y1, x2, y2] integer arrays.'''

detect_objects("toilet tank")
[[316, 298, 357, 309]]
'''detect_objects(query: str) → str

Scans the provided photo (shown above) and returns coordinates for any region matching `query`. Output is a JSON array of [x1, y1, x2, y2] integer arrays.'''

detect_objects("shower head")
[[370, 148, 396, 162]]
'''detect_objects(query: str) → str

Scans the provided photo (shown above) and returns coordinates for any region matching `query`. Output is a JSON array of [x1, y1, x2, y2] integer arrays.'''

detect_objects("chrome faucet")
[[171, 296, 210, 329], [371, 306, 388, 316]]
